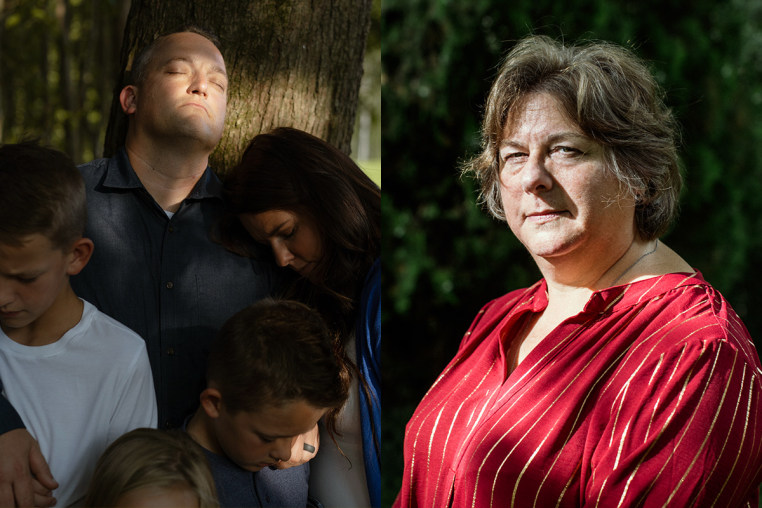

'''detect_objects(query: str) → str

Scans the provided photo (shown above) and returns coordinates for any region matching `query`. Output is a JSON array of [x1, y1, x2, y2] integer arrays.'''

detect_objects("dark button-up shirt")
[[69, 148, 278, 428]]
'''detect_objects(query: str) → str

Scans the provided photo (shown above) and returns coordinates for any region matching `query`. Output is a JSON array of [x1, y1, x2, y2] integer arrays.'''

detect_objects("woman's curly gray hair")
[[463, 35, 682, 240]]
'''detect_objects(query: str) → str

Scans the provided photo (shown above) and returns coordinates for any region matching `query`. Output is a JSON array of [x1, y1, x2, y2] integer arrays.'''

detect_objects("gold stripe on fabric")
[[602, 288, 627, 314], [407, 343, 499, 507], [644, 395, 661, 443], [613, 421, 631, 470], [724, 317, 762, 376], [702, 363, 746, 506], [664, 345, 733, 505], [732, 360, 762, 501], [410, 331, 498, 431], [406, 407, 425, 506], [609, 343, 690, 449], [642, 354, 667, 442], [615, 347, 697, 508], [635, 275, 667, 305], [599, 297, 706, 397], [602, 311, 711, 419], [453, 362, 499, 460], [614, 302, 706, 374], [627, 342, 717, 505], [713, 370, 756, 505], [506, 429, 555, 508], [432, 391, 480, 506], [502, 315, 591, 399], [426, 406, 446, 478], [471, 322, 623, 508], [608, 379, 631, 448], [534, 345, 628, 505], [593, 477, 609, 508], [553, 460, 582, 508], [487, 323, 589, 429], [647, 353, 665, 387], [524, 310, 651, 505], [421, 292, 524, 398]]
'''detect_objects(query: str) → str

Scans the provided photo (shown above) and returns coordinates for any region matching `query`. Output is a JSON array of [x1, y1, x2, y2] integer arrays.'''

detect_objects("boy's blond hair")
[[83, 428, 218, 507]]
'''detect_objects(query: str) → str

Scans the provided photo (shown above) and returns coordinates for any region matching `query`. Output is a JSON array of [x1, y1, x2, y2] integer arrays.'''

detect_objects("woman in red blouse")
[[395, 35, 762, 507]]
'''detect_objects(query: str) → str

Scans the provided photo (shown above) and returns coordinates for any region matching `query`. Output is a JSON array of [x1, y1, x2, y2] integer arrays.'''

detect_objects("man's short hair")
[[129, 26, 223, 86], [0, 141, 86, 249]]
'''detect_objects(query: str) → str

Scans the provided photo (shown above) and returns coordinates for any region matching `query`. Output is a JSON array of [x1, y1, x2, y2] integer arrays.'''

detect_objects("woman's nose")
[[272, 244, 294, 268], [521, 153, 553, 194]]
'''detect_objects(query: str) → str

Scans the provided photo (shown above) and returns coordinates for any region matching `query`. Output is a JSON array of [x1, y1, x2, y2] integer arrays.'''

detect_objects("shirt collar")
[[523, 271, 705, 317], [102, 147, 223, 200], [587, 271, 705, 314]]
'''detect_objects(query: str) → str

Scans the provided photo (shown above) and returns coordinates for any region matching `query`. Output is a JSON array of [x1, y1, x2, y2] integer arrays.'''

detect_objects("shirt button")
[[166, 347, 175, 356], [168, 225, 175, 232], [166, 281, 174, 289]]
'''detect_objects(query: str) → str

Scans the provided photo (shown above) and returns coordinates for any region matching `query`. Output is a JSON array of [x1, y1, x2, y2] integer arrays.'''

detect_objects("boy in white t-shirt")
[[0, 141, 157, 506]]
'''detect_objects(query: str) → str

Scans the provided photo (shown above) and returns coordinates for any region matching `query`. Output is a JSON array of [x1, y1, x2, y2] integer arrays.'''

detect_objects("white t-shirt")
[[309, 338, 371, 507], [0, 300, 157, 506]]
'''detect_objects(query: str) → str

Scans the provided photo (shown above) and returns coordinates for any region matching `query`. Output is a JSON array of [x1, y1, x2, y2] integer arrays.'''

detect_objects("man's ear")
[[200, 387, 223, 419], [66, 237, 94, 276], [119, 85, 138, 115]]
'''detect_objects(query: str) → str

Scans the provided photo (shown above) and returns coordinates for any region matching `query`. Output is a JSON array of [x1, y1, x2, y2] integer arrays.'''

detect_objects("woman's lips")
[[526, 210, 567, 224]]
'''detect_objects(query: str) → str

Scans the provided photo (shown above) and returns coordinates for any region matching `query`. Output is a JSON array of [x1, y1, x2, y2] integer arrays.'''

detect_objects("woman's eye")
[[501, 151, 526, 162], [551, 146, 581, 156]]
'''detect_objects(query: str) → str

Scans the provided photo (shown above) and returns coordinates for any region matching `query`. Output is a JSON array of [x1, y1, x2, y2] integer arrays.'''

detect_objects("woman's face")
[[239, 210, 323, 281], [497, 92, 636, 264]]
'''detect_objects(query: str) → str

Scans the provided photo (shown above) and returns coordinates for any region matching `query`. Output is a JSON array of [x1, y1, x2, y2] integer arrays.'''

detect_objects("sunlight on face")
[[498, 92, 636, 262]]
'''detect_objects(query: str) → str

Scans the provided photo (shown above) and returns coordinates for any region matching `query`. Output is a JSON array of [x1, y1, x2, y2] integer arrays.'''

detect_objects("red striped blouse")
[[395, 273, 762, 507]]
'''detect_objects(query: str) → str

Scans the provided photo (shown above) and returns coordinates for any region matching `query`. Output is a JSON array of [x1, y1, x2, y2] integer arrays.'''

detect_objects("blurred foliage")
[[0, 0, 129, 163], [382, 0, 762, 504]]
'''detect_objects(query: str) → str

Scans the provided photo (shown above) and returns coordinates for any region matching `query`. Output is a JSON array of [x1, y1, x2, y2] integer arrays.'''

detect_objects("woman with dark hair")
[[221, 127, 380, 508], [395, 35, 762, 507]]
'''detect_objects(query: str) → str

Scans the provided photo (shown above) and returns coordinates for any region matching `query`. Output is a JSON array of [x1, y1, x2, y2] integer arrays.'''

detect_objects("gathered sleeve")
[[587, 336, 762, 507]]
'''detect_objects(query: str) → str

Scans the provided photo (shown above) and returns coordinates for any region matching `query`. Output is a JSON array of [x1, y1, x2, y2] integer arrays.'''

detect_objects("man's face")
[[129, 32, 228, 149]]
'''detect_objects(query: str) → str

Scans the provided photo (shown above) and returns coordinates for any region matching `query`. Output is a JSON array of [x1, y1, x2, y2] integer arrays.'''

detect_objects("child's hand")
[[273, 424, 320, 469], [0, 428, 58, 507]]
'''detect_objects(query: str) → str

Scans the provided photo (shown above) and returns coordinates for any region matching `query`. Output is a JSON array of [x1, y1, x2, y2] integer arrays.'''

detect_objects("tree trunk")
[[103, 0, 371, 175]]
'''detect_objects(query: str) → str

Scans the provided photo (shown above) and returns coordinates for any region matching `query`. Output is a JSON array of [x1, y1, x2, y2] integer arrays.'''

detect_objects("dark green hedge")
[[382, 0, 762, 504]]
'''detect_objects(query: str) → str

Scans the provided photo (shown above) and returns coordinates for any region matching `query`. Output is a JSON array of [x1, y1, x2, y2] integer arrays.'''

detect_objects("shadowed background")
[[382, 0, 762, 504]]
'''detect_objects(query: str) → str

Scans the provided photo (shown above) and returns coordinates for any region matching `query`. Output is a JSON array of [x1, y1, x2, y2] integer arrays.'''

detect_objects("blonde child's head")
[[83, 428, 218, 507]]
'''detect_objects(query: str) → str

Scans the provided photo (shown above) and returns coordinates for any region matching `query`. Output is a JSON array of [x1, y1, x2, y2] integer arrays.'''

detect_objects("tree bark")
[[103, 0, 371, 175]]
